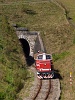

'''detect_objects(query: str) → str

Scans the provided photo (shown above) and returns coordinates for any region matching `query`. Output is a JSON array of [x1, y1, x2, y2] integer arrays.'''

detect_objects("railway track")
[[33, 79, 51, 100]]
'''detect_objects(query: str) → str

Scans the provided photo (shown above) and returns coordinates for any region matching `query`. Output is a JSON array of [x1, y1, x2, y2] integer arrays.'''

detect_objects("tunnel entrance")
[[19, 38, 30, 58], [19, 38, 35, 66]]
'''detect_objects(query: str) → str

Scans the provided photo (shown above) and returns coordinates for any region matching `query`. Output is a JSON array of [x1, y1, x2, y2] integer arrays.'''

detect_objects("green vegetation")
[[0, 0, 75, 100], [0, 0, 74, 53], [54, 45, 75, 100], [0, 14, 32, 100], [52, 51, 70, 62], [53, 0, 75, 100], [56, 0, 75, 23]]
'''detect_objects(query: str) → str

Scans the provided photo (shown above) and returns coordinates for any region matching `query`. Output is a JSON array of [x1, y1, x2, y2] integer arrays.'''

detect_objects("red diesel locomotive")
[[35, 53, 54, 79]]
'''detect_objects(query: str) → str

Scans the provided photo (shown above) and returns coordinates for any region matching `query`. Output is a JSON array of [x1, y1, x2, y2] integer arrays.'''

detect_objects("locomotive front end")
[[35, 53, 54, 79]]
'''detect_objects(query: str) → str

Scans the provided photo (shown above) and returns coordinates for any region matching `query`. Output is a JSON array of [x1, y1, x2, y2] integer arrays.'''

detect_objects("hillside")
[[56, 0, 75, 24], [0, 0, 75, 100], [0, 15, 32, 100]]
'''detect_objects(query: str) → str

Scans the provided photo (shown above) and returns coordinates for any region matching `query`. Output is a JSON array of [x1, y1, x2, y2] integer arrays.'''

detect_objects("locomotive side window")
[[46, 55, 51, 59], [38, 55, 43, 60]]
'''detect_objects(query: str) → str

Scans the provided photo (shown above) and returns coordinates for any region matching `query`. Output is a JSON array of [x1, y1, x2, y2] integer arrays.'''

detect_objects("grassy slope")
[[56, 0, 75, 23], [52, 0, 75, 100], [0, 0, 73, 53], [54, 45, 75, 100], [0, 0, 75, 100], [0, 10, 31, 100]]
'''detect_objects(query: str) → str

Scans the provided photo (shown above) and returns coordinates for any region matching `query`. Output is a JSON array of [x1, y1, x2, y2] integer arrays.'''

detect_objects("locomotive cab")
[[35, 53, 54, 79]]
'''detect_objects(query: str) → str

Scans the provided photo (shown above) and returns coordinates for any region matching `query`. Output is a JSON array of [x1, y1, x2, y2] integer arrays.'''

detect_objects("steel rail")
[[33, 79, 42, 100], [44, 80, 51, 100], [33, 79, 51, 100]]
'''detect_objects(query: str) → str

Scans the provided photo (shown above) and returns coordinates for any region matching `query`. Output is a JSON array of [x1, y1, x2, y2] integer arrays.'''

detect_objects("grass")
[[56, 0, 75, 23], [52, 51, 70, 62], [0, 0, 49, 3], [0, 0, 67, 28], [0, 0, 73, 54], [0, 0, 75, 100], [17, 70, 34, 99], [0, 12, 32, 100], [54, 46, 75, 100]]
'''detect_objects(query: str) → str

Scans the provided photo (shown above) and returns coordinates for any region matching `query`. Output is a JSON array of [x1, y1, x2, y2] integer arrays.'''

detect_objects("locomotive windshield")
[[37, 54, 52, 60], [46, 55, 51, 59], [38, 55, 43, 59]]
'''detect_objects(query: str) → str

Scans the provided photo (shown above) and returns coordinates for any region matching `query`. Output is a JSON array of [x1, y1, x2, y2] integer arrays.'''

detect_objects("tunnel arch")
[[19, 38, 30, 58]]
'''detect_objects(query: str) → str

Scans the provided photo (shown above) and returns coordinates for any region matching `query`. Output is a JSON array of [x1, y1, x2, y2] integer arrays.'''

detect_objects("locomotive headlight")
[[44, 63, 46, 65], [36, 64, 40, 66], [37, 72, 40, 74]]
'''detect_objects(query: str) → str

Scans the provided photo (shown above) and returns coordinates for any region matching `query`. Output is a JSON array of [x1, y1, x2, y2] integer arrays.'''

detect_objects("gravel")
[[24, 67, 61, 100]]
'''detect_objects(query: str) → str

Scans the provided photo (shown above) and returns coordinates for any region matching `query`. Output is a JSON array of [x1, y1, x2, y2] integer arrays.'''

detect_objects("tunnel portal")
[[19, 38, 30, 58], [16, 30, 42, 66]]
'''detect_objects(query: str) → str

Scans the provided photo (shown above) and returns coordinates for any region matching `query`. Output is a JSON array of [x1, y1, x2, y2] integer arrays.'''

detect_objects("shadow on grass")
[[26, 56, 35, 66], [53, 69, 62, 80], [25, 9, 37, 15]]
